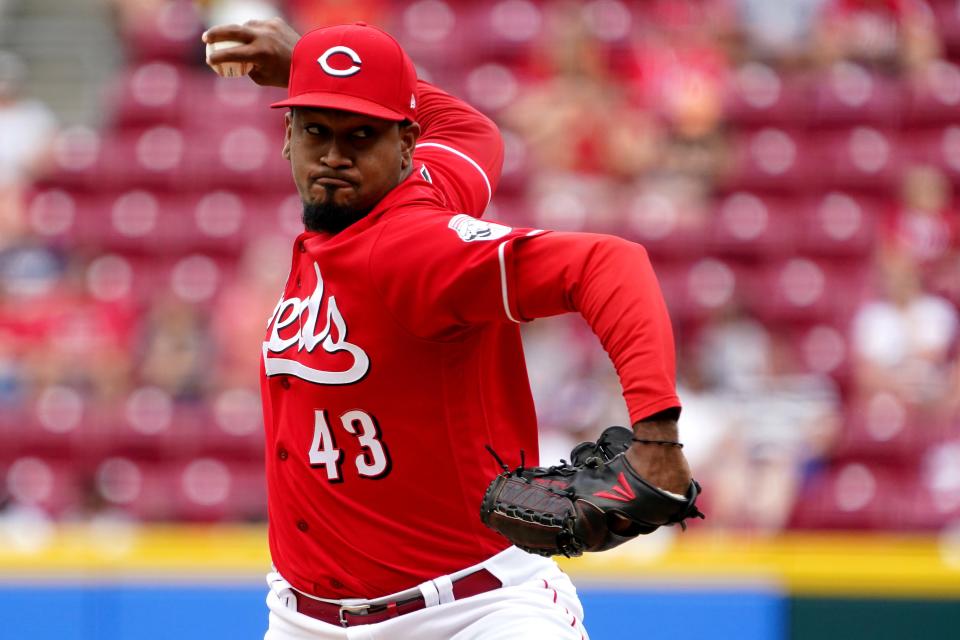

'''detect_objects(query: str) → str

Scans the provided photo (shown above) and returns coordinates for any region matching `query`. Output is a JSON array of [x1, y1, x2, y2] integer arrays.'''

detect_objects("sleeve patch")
[[448, 214, 512, 242]]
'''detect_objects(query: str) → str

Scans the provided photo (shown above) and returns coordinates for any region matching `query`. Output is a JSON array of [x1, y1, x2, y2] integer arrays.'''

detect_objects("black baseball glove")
[[479, 427, 704, 557]]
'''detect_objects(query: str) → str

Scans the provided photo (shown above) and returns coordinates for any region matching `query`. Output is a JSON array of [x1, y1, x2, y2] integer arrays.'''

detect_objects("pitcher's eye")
[[353, 127, 374, 139]]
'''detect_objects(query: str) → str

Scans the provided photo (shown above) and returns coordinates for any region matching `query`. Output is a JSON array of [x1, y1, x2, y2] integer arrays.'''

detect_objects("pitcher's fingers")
[[206, 43, 259, 65], [202, 24, 255, 44]]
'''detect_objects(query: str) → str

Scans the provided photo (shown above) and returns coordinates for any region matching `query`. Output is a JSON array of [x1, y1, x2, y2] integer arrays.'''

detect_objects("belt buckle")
[[338, 603, 370, 627]]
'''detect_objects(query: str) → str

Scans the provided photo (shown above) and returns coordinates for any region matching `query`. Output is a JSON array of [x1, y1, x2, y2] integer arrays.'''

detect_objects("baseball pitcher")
[[203, 18, 702, 640]]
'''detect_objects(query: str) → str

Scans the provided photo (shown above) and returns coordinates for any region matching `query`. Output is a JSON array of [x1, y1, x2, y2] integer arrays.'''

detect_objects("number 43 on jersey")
[[309, 409, 392, 482]]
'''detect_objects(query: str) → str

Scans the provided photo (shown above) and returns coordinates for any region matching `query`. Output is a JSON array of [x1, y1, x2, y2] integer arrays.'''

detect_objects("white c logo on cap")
[[318, 46, 362, 77]]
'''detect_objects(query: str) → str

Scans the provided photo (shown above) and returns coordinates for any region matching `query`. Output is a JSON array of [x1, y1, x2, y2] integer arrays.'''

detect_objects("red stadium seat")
[[196, 387, 265, 460], [107, 61, 188, 130], [170, 457, 266, 522], [904, 59, 960, 127], [15, 387, 91, 460], [789, 461, 917, 530], [622, 188, 711, 259], [180, 124, 290, 192], [933, 0, 960, 57], [47, 126, 104, 191], [721, 127, 814, 193], [797, 192, 879, 257], [794, 323, 853, 383], [90, 389, 206, 461], [119, 0, 204, 63], [495, 128, 532, 197], [723, 63, 811, 127], [103, 456, 264, 521], [394, 0, 473, 71], [741, 258, 869, 324], [832, 394, 948, 464], [166, 253, 238, 303], [26, 188, 83, 241], [812, 127, 902, 193], [709, 192, 799, 257], [81, 127, 189, 191], [656, 258, 741, 322], [811, 62, 902, 127], [180, 74, 287, 132], [901, 125, 960, 185], [459, 0, 543, 65], [2, 455, 82, 518], [108, 460, 176, 520], [917, 440, 960, 527]]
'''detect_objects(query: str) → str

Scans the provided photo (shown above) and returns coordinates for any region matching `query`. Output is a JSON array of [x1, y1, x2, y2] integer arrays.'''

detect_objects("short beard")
[[301, 193, 368, 234]]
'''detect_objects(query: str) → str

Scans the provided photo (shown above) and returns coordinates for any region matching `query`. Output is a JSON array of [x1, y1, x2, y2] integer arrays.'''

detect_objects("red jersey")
[[261, 82, 680, 599]]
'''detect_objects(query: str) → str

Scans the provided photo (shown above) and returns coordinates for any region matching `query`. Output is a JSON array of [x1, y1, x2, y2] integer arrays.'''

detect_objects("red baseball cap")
[[271, 22, 418, 122]]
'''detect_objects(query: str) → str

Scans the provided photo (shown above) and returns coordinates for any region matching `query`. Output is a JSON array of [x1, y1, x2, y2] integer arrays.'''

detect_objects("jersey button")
[[296, 276, 301, 289], [296, 519, 309, 532], [277, 448, 288, 461], [329, 578, 344, 590], [279, 377, 291, 389]]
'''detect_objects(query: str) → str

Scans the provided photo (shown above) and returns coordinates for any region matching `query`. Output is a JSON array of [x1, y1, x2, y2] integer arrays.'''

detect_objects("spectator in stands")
[[211, 234, 291, 390], [883, 164, 957, 273], [685, 304, 841, 531], [505, 0, 661, 179], [0, 51, 57, 246], [524, 316, 632, 464], [625, 13, 730, 186], [0, 241, 64, 407], [0, 51, 57, 187], [106, 0, 168, 33], [503, 1, 667, 233], [0, 250, 137, 408], [735, 0, 827, 65], [814, 0, 941, 71], [852, 251, 959, 411], [137, 296, 212, 401]]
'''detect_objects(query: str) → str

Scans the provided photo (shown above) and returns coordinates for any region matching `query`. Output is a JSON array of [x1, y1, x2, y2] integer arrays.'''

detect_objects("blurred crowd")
[[1, 0, 959, 536]]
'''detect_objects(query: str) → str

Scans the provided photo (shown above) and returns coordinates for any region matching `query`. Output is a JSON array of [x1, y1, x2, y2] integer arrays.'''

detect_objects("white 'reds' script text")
[[263, 263, 370, 384]]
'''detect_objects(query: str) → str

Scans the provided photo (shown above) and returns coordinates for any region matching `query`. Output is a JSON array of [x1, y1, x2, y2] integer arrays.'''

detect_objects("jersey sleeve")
[[412, 81, 504, 217], [368, 213, 541, 340], [511, 232, 681, 423], [370, 218, 679, 423]]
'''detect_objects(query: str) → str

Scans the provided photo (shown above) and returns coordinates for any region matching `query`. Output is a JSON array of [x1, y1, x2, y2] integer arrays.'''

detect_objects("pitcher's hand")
[[203, 18, 300, 88]]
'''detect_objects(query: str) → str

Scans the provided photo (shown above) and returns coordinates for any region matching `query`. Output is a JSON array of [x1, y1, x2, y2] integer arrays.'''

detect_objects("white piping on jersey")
[[498, 240, 518, 323], [415, 142, 492, 205], [498, 230, 543, 324], [419, 164, 432, 183]]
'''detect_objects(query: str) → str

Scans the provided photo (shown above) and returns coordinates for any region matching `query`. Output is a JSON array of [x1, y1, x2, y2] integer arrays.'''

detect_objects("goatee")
[[302, 193, 368, 234]]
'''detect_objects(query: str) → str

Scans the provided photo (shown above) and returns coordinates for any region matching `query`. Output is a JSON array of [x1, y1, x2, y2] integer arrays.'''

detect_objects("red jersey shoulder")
[[379, 208, 519, 247]]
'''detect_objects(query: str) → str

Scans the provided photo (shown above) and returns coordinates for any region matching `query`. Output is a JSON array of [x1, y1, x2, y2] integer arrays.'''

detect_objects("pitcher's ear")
[[282, 110, 293, 160], [399, 120, 420, 170]]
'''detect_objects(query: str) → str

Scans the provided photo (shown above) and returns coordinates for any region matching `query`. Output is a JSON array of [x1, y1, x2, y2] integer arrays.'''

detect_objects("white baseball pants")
[[263, 546, 589, 639]]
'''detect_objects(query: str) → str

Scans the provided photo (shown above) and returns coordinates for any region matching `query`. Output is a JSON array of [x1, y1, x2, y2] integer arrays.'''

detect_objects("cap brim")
[[270, 91, 407, 121]]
